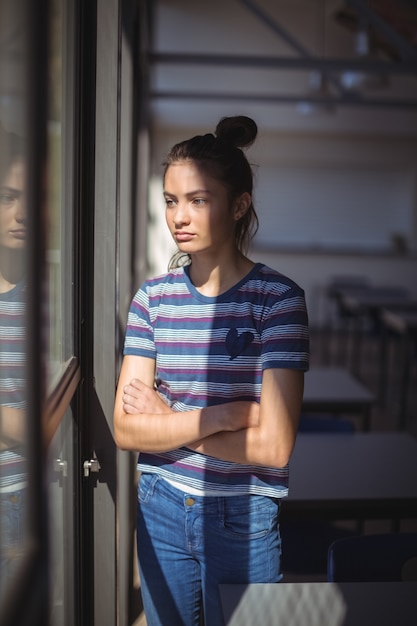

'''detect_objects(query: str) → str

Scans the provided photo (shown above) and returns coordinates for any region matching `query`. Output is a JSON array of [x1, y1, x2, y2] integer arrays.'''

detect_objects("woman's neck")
[[188, 253, 255, 297], [0, 249, 25, 293]]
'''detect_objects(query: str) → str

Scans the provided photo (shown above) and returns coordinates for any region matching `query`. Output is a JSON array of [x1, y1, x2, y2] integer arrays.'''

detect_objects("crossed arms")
[[113, 354, 304, 468]]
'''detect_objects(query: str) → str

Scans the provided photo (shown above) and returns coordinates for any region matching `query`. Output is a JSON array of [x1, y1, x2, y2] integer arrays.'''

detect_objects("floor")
[[130, 323, 417, 624]]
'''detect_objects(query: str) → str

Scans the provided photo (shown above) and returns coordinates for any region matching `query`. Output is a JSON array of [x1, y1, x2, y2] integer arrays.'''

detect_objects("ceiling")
[[147, 0, 417, 134]]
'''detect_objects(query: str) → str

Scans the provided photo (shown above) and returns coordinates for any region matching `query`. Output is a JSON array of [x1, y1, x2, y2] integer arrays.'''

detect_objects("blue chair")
[[327, 533, 417, 582], [298, 414, 355, 433]]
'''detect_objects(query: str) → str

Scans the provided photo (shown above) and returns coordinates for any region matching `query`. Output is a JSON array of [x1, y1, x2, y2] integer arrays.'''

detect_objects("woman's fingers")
[[122, 380, 171, 415], [123, 400, 139, 414]]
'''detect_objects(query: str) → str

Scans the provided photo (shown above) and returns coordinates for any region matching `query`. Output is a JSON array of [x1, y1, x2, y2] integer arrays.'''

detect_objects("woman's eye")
[[164, 198, 175, 207], [0, 192, 16, 205], [193, 198, 206, 206]]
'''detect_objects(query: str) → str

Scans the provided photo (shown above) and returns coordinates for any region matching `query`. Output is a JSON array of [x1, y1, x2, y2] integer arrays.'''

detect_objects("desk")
[[302, 367, 375, 430], [284, 432, 417, 521], [341, 287, 417, 375], [380, 308, 417, 429], [220, 582, 417, 626], [338, 288, 417, 377]]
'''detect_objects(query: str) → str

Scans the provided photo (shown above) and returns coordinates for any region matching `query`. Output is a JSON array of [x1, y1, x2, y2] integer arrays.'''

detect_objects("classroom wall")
[[148, 127, 417, 327]]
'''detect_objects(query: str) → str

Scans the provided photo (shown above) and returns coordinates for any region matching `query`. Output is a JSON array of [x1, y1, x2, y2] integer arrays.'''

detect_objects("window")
[[0, 0, 30, 607]]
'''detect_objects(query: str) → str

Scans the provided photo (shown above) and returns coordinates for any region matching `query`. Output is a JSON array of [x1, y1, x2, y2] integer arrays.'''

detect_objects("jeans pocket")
[[138, 473, 159, 504], [222, 495, 278, 539]]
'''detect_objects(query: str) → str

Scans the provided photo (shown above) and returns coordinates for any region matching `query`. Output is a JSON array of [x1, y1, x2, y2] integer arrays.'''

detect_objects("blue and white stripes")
[[0, 281, 26, 410], [124, 263, 309, 498]]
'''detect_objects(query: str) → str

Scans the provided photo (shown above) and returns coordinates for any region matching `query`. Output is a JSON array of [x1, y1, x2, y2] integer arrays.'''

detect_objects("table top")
[[220, 582, 417, 626], [302, 367, 375, 410], [284, 432, 417, 520], [340, 289, 417, 315]]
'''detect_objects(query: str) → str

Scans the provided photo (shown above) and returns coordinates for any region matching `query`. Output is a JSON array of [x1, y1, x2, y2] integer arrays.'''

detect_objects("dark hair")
[[163, 116, 259, 269], [0, 123, 25, 184]]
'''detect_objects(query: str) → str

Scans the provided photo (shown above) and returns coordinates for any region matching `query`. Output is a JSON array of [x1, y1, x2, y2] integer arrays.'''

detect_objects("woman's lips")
[[175, 232, 194, 242], [10, 229, 26, 240]]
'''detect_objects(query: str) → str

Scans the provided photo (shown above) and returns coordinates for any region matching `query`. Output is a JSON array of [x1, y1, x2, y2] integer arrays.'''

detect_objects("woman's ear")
[[233, 192, 252, 221]]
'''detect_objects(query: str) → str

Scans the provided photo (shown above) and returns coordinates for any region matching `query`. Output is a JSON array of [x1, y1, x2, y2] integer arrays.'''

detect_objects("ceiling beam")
[[239, 0, 349, 96], [346, 0, 417, 62], [149, 52, 417, 76], [239, 0, 313, 58]]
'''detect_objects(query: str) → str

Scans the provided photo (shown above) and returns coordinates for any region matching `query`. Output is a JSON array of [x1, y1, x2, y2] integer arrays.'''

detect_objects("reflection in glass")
[[1, 0, 76, 616], [0, 125, 27, 599], [0, 0, 28, 606], [48, 406, 75, 626]]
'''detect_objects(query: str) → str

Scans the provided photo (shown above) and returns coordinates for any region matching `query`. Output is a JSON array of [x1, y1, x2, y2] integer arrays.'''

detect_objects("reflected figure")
[[0, 124, 27, 596]]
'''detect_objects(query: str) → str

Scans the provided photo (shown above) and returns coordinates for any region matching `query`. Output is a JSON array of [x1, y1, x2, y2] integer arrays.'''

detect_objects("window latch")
[[83, 456, 101, 477]]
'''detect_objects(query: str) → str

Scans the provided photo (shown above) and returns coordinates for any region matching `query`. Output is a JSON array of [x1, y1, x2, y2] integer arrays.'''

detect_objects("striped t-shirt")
[[124, 263, 309, 498], [0, 279, 27, 493], [0, 280, 26, 410]]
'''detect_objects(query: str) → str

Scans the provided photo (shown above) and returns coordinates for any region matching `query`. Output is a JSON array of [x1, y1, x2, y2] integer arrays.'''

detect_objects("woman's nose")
[[173, 203, 190, 227], [15, 195, 27, 222]]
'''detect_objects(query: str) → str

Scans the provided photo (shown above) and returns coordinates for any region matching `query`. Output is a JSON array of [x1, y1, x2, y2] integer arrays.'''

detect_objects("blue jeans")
[[0, 489, 26, 601], [137, 474, 282, 626]]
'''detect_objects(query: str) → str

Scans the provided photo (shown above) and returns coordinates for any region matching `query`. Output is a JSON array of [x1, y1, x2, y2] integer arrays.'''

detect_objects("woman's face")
[[164, 160, 240, 258], [0, 159, 26, 250]]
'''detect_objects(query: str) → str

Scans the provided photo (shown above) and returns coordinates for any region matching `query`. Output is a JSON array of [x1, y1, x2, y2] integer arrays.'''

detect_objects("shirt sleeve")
[[123, 285, 156, 359], [261, 285, 310, 372]]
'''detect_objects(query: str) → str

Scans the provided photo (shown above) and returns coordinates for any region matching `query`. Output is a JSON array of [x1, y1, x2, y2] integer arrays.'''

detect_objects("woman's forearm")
[[187, 424, 293, 468], [114, 400, 259, 453], [188, 369, 304, 468]]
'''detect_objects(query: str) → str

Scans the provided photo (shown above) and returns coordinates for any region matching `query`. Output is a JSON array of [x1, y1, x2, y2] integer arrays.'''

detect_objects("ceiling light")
[[296, 70, 336, 115]]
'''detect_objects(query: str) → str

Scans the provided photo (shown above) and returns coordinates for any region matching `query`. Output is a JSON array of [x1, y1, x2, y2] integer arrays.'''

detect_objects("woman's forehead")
[[164, 161, 223, 191]]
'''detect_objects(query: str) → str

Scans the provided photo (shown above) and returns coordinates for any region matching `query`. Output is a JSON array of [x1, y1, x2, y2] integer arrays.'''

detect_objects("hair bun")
[[215, 116, 257, 149]]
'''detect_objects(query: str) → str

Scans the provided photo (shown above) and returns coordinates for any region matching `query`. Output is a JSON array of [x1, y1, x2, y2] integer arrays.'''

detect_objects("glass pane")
[[46, 2, 77, 621], [47, 0, 74, 388], [48, 405, 76, 626], [0, 0, 29, 605], [46, 2, 78, 623]]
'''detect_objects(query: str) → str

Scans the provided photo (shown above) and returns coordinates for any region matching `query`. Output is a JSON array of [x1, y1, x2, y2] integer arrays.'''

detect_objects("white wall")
[[252, 248, 417, 326], [147, 127, 417, 326], [250, 130, 417, 249]]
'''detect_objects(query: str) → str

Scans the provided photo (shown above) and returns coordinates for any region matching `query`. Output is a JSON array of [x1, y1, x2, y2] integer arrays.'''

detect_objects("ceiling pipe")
[[150, 89, 417, 110]]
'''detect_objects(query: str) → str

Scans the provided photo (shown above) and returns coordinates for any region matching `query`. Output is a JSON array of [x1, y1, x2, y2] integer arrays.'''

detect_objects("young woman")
[[114, 116, 309, 625], [0, 127, 27, 595]]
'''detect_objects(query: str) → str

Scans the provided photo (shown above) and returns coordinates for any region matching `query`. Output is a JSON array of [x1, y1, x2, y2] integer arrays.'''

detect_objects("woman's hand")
[[188, 369, 303, 467], [122, 378, 172, 415]]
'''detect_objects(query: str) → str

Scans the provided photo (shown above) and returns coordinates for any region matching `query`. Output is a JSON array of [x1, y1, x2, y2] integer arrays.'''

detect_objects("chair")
[[327, 533, 417, 582], [280, 520, 358, 576], [298, 414, 355, 433], [323, 275, 371, 366]]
